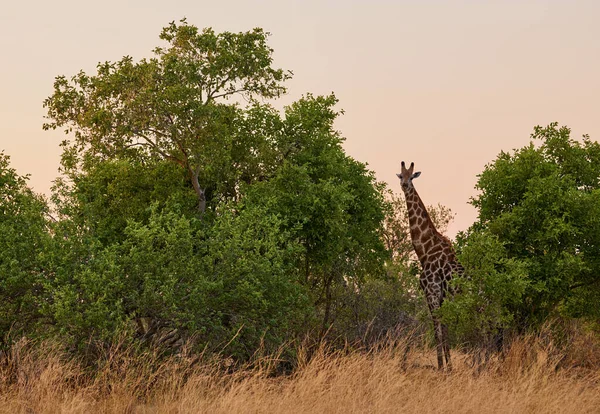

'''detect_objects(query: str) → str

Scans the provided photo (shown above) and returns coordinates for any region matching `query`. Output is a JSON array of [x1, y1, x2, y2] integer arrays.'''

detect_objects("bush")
[[47, 202, 313, 361], [0, 153, 50, 344], [440, 231, 528, 349]]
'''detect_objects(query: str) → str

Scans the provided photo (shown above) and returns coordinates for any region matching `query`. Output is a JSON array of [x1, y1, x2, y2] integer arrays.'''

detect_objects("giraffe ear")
[[396, 173, 402, 179], [411, 171, 421, 179]]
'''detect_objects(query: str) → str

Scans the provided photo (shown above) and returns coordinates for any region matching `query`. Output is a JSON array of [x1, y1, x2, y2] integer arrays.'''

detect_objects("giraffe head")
[[396, 161, 421, 189]]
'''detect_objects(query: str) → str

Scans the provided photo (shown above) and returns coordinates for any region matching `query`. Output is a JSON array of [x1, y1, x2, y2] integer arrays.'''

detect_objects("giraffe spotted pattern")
[[397, 161, 463, 369]]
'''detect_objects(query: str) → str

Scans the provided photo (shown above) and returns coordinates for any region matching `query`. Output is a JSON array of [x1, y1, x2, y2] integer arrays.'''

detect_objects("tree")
[[244, 94, 389, 336], [42, 20, 393, 353], [51, 158, 197, 246], [0, 152, 50, 343], [440, 230, 528, 350], [469, 123, 600, 326], [47, 201, 312, 359], [43, 19, 292, 214]]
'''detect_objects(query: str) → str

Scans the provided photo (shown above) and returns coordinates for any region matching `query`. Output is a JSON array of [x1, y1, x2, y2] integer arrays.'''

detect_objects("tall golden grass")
[[1, 327, 599, 414]]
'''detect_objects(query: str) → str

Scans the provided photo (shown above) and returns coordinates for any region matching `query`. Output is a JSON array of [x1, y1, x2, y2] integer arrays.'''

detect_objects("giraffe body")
[[397, 161, 463, 369]]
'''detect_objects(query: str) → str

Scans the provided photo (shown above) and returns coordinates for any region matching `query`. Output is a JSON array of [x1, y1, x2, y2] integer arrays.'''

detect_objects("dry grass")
[[1, 330, 599, 414]]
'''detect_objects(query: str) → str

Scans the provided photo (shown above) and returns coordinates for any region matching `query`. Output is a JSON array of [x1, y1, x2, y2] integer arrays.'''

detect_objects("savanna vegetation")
[[1, 19, 599, 412]]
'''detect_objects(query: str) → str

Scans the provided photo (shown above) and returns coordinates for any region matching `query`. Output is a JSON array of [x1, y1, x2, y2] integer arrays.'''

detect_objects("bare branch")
[[205, 73, 234, 103], [208, 88, 250, 102], [130, 129, 186, 168], [569, 279, 600, 290]]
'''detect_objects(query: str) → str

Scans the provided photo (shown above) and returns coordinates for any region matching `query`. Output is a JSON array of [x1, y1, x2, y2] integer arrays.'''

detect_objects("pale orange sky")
[[1, 0, 599, 237]]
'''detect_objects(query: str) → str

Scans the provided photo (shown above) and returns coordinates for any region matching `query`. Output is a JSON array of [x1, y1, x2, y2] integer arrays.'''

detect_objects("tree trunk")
[[320, 274, 334, 338], [190, 171, 206, 215]]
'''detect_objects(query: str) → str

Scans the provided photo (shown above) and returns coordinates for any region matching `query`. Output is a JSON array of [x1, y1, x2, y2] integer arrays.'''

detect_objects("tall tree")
[[42, 20, 391, 351], [0, 152, 50, 342], [43, 19, 291, 214], [470, 123, 600, 325], [245, 94, 389, 335]]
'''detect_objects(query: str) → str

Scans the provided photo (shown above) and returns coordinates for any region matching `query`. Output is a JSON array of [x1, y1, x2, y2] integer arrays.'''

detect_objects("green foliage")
[[52, 159, 196, 245], [0, 20, 394, 360], [440, 231, 528, 346], [48, 238, 127, 344], [47, 202, 312, 359], [244, 94, 388, 334], [47, 88, 389, 344], [470, 123, 600, 325], [43, 19, 292, 213], [0, 153, 50, 342], [200, 204, 313, 357]]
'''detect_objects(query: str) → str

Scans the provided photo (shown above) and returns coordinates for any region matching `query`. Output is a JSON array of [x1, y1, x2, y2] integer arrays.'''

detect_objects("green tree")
[[0, 153, 50, 342], [440, 230, 528, 349], [48, 202, 312, 359], [245, 94, 388, 336], [52, 159, 197, 246], [43, 19, 291, 214], [42, 20, 392, 353], [469, 123, 600, 326], [199, 203, 312, 357]]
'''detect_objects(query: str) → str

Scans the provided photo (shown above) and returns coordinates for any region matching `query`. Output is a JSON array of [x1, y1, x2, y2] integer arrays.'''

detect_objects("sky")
[[1, 0, 599, 236]]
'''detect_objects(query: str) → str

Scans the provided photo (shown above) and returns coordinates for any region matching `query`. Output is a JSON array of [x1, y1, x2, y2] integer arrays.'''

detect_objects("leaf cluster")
[[0, 153, 51, 342], [469, 123, 600, 325]]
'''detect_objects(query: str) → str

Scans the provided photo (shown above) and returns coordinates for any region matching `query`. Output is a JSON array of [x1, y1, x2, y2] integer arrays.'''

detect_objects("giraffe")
[[396, 161, 463, 370]]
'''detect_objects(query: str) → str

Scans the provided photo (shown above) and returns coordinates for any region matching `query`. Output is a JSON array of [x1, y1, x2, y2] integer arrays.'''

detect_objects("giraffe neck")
[[401, 185, 441, 261]]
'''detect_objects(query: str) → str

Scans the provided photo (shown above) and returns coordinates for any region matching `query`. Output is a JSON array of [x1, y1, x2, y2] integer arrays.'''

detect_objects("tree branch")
[[569, 279, 600, 290], [205, 73, 234, 103], [130, 130, 186, 169], [208, 88, 251, 102]]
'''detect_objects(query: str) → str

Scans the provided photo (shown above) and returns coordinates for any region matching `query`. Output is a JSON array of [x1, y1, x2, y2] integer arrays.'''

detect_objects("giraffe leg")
[[433, 317, 444, 369], [442, 323, 452, 369], [426, 292, 445, 370]]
